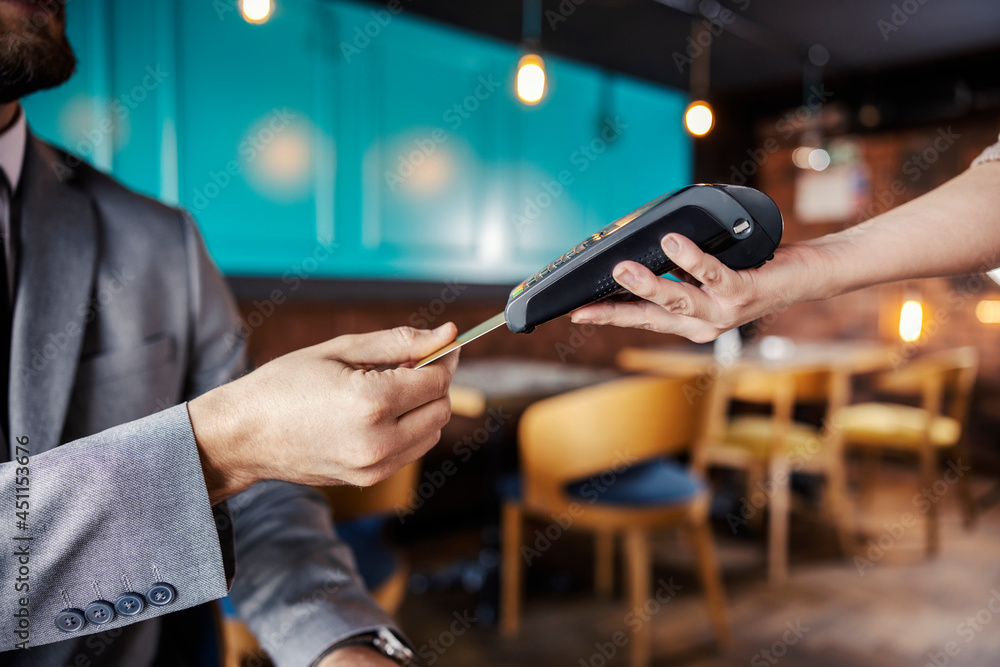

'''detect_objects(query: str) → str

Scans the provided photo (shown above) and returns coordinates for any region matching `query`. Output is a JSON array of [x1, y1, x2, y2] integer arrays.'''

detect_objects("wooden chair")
[[500, 376, 730, 667], [221, 610, 264, 667], [834, 346, 978, 555], [693, 364, 854, 584], [221, 463, 420, 667]]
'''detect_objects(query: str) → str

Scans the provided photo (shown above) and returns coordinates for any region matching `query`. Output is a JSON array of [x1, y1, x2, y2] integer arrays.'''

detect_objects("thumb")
[[326, 324, 458, 367]]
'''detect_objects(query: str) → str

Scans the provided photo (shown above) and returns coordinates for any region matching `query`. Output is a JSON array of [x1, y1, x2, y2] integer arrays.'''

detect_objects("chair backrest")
[[726, 364, 839, 405], [321, 461, 420, 522], [690, 363, 852, 476], [699, 363, 849, 441], [878, 346, 979, 423], [518, 375, 705, 510]]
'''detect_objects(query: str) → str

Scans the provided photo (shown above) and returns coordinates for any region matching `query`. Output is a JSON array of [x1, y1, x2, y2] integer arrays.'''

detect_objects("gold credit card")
[[414, 312, 507, 368]]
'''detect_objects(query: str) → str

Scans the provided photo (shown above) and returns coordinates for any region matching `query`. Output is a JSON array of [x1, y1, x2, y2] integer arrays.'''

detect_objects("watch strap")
[[327, 628, 418, 666]]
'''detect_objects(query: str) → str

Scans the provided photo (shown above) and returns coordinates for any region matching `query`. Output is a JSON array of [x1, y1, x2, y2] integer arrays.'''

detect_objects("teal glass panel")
[[174, 0, 338, 276], [22, 0, 691, 285]]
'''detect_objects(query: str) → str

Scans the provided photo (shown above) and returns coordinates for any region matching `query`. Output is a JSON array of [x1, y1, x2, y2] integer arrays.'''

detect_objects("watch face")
[[334, 629, 416, 665], [375, 628, 416, 665]]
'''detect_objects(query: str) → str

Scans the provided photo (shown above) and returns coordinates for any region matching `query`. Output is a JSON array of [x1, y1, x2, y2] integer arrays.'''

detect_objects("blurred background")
[[24, 1, 1000, 665]]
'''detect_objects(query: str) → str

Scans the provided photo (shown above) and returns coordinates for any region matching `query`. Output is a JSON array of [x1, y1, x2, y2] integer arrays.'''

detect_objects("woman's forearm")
[[800, 162, 1000, 302]]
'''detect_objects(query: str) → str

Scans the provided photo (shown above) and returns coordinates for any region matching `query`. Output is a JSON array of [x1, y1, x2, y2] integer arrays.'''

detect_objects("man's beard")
[[0, 3, 76, 104]]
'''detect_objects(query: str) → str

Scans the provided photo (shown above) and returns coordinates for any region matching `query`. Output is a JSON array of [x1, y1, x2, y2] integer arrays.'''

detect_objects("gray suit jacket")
[[0, 135, 395, 665]]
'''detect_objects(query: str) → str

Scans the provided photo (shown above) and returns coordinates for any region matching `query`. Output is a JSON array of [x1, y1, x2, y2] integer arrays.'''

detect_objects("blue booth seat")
[[335, 515, 399, 593], [499, 456, 704, 507]]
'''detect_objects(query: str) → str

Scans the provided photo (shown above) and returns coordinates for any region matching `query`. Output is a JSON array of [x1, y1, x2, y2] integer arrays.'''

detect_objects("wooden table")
[[618, 340, 896, 378], [449, 358, 621, 418]]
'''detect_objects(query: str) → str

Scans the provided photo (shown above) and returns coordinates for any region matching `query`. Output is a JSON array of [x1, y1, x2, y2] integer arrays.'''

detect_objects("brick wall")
[[755, 115, 1000, 374], [754, 114, 1000, 458]]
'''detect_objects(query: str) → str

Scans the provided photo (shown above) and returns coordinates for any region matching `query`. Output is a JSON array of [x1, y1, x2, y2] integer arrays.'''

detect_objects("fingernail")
[[433, 323, 452, 334], [663, 234, 680, 254], [571, 314, 593, 325], [614, 265, 637, 285]]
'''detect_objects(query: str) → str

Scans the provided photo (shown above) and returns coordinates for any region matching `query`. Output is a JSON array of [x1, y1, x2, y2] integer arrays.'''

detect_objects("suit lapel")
[[9, 136, 98, 454]]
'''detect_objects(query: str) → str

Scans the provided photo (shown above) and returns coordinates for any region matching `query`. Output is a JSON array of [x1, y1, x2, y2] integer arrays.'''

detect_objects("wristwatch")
[[329, 627, 418, 666], [972, 134, 1000, 167]]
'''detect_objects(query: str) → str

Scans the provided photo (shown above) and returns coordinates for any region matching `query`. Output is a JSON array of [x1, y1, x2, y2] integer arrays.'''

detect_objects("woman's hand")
[[570, 232, 824, 343]]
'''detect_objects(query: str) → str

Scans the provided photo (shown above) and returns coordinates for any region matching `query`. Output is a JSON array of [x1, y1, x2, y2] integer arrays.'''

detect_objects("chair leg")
[[372, 560, 409, 615], [594, 530, 615, 599], [859, 448, 880, 510], [221, 619, 265, 667], [746, 464, 767, 534], [500, 502, 523, 637], [688, 519, 731, 649], [918, 446, 939, 557], [953, 442, 976, 530], [825, 459, 856, 555], [767, 459, 791, 584], [624, 529, 651, 667]]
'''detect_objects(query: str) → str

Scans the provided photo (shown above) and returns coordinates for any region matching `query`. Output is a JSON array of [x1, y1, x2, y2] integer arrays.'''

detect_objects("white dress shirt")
[[0, 105, 27, 292]]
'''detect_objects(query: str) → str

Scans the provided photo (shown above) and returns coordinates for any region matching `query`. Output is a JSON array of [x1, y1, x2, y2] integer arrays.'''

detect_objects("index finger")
[[327, 324, 458, 368], [660, 233, 736, 292], [360, 347, 460, 419]]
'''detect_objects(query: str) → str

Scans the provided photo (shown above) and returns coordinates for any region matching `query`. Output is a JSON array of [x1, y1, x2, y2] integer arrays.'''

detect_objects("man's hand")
[[317, 646, 399, 666], [188, 324, 460, 504], [570, 232, 824, 343]]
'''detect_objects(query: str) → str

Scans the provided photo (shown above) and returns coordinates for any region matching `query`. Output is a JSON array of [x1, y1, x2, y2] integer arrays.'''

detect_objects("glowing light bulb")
[[517, 54, 546, 105], [899, 300, 923, 342], [808, 148, 831, 171], [684, 101, 714, 137], [792, 146, 813, 169], [976, 299, 1000, 324], [241, 0, 272, 23]]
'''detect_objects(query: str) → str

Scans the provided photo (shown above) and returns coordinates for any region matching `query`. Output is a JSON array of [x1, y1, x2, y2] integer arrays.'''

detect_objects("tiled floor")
[[396, 464, 1000, 666]]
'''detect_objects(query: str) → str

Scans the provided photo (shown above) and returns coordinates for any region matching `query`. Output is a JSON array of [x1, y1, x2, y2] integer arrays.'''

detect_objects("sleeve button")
[[115, 593, 145, 617], [84, 601, 115, 625], [146, 583, 177, 607], [55, 608, 86, 633]]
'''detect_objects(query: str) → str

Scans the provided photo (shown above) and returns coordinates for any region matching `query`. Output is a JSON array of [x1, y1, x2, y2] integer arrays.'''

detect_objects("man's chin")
[[0, 49, 76, 104], [0, 2, 75, 104]]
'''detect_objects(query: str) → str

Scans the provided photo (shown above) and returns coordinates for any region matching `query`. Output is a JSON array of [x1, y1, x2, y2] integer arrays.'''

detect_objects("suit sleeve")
[[178, 214, 401, 666], [225, 482, 400, 667], [0, 210, 240, 653], [0, 404, 230, 652]]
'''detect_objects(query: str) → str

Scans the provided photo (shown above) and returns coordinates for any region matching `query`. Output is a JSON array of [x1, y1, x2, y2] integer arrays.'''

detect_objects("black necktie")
[[0, 171, 11, 446]]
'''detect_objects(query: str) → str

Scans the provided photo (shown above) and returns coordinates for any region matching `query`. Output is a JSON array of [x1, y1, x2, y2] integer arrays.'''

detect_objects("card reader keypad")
[[513, 211, 643, 301], [518, 230, 609, 295]]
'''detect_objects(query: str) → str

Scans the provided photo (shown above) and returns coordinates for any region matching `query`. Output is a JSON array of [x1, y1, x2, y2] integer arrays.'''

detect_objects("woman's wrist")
[[793, 230, 871, 303]]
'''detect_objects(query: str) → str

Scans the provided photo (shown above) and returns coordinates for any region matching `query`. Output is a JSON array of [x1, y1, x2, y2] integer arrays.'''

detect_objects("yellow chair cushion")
[[836, 402, 960, 449], [722, 416, 825, 459]]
